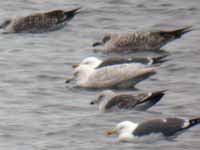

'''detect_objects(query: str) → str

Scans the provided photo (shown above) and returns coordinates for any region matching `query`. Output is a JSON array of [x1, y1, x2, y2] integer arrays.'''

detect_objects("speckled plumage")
[[90, 90, 166, 112], [68, 63, 157, 89], [93, 26, 192, 52], [0, 7, 80, 33]]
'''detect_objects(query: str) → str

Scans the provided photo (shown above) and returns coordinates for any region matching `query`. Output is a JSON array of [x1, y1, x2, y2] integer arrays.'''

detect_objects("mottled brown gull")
[[65, 63, 157, 89], [0, 7, 81, 33], [72, 55, 168, 69], [90, 90, 166, 112], [105, 117, 200, 142], [92, 26, 192, 53]]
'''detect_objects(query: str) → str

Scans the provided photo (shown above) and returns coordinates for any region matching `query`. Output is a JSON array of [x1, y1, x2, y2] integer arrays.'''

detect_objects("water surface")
[[0, 0, 200, 150]]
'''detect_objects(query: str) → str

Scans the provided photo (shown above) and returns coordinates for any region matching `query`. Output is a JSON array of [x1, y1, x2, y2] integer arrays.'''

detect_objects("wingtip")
[[135, 90, 166, 110], [137, 67, 158, 80], [69, 7, 82, 13], [64, 7, 82, 15], [181, 25, 193, 34], [148, 66, 159, 73], [188, 117, 200, 128], [160, 25, 193, 39], [151, 90, 167, 98], [152, 54, 169, 64], [173, 25, 193, 37], [156, 89, 168, 93]]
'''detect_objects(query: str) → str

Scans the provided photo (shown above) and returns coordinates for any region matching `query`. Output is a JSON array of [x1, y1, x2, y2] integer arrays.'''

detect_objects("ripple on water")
[[0, 0, 200, 150]]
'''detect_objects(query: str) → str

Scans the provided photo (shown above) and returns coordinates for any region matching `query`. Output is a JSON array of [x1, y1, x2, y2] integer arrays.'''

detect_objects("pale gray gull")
[[105, 117, 200, 142], [65, 63, 157, 89], [92, 26, 192, 53]]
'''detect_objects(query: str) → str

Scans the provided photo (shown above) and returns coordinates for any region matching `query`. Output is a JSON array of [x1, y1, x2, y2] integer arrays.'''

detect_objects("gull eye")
[[74, 72, 79, 77], [85, 61, 90, 64], [98, 94, 104, 99], [119, 126, 124, 130]]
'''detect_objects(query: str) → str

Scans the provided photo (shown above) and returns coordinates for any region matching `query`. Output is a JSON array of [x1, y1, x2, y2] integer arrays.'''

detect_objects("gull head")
[[90, 90, 115, 105], [105, 121, 138, 142], [92, 33, 112, 47], [73, 65, 94, 85], [0, 19, 11, 29], [73, 57, 102, 69]]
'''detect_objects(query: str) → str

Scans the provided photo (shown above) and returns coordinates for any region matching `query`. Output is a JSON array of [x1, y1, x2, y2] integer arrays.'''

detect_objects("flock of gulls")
[[1, 7, 200, 143]]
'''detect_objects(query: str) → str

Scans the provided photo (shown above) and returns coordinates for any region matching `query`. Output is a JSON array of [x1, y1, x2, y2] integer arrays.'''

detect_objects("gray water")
[[0, 0, 200, 149]]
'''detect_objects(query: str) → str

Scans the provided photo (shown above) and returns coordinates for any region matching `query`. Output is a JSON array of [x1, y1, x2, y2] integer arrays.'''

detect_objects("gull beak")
[[90, 98, 98, 105], [0, 22, 4, 29], [92, 42, 102, 47], [65, 77, 74, 83], [72, 64, 79, 68], [105, 128, 117, 136], [90, 101, 95, 105]]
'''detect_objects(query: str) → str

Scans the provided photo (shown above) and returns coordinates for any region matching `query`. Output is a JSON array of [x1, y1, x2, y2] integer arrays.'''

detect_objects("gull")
[[72, 55, 168, 69], [0, 7, 81, 33], [90, 90, 166, 112], [92, 26, 192, 53], [65, 63, 157, 89], [105, 117, 200, 142]]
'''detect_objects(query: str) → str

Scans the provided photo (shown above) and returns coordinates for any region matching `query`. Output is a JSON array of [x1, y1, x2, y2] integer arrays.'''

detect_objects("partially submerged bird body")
[[0, 8, 80, 33], [106, 117, 200, 142], [97, 55, 167, 68], [70, 63, 157, 89], [73, 55, 167, 70], [90, 90, 166, 112], [93, 26, 192, 53]]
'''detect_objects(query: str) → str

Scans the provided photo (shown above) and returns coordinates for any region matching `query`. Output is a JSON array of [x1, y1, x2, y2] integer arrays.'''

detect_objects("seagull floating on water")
[[92, 26, 192, 53], [105, 117, 200, 142], [90, 90, 166, 112], [66, 63, 157, 89], [0, 7, 81, 33], [72, 55, 168, 69]]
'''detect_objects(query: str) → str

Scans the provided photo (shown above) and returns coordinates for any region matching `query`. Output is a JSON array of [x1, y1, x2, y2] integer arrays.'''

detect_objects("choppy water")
[[0, 0, 200, 149]]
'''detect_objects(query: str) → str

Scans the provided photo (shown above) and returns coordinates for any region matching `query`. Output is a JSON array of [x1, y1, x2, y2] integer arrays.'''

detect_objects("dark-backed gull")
[[72, 55, 168, 69], [92, 26, 192, 53], [0, 7, 80, 33], [105, 117, 200, 142], [90, 90, 166, 112], [65, 63, 157, 89]]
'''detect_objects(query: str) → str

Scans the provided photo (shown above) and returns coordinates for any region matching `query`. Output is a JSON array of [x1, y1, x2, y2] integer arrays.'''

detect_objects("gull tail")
[[136, 90, 166, 110], [160, 26, 193, 39], [142, 67, 158, 76], [187, 117, 200, 128], [133, 67, 158, 85], [64, 7, 81, 20], [151, 55, 169, 64]]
